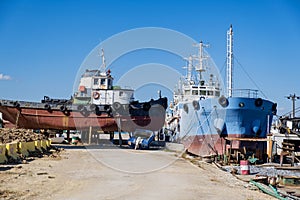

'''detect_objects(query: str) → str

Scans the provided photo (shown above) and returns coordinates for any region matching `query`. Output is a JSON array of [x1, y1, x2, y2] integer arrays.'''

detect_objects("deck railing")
[[231, 89, 259, 98]]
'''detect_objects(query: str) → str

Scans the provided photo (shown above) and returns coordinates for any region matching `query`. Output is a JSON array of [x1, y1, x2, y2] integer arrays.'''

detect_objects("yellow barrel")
[[35, 140, 42, 152], [18, 142, 29, 157], [0, 144, 8, 163], [6, 143, 19, 160], [26, 141, 36, 152]]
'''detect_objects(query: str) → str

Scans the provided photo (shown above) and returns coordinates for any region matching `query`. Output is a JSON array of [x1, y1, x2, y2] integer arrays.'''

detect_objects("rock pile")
[[0, 128, 47, 144]]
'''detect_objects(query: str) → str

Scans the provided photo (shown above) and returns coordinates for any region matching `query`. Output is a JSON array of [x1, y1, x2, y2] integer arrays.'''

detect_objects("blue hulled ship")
[[167, 26, 277, 157]]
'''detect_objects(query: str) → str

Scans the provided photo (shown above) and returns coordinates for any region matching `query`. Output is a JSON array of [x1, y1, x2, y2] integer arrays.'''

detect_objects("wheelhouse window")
[[100, 79, 106, 85], [192, 90, 198, 95], [184, 90, 190, 95], [200, 90, 206, 95], [93, 78, 99, 85]]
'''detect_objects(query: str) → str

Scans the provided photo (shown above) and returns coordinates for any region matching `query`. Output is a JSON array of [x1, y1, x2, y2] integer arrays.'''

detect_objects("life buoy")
[[218, 96, 229, 107], [255, 98, 263, 107], [93, 92, 100, 99]]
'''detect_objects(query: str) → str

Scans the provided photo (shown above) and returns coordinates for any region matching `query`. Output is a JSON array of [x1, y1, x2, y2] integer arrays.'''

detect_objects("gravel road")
[[0, 143, 275, 200]]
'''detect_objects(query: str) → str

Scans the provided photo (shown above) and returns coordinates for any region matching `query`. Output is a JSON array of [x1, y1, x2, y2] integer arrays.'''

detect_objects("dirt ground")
[[0, 143, 275, 200]]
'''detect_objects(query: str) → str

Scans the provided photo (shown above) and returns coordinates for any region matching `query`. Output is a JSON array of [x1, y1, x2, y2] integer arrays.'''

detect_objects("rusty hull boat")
[[0, 52, 168, 132], [0, 96, 167, 132]]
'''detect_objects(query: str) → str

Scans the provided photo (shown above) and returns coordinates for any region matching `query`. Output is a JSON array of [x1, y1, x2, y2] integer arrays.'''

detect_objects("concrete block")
[[0, 144, 8, 163], [6, 143, 19, 160]]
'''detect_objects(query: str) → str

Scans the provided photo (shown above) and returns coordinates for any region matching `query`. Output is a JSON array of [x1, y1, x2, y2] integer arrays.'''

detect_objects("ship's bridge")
[[173, 83, 221, 103]]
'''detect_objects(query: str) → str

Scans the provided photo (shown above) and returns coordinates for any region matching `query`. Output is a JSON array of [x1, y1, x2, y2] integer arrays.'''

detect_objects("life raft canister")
[[93, 91, 100, 99]]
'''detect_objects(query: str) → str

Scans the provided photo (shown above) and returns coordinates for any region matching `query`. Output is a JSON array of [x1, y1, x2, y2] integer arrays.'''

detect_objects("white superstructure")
[[74, 50, 134, 105]]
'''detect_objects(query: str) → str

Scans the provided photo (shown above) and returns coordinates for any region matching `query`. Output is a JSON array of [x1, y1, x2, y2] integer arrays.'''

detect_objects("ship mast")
[[187, 56, 193, 83], [100, 48, 106, 73], [226, 25, 233, 97], [194, 41, 208, 82]]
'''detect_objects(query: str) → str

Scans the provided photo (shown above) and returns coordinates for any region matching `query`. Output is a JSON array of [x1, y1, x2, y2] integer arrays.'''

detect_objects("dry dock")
[[0, 142, 275, 200]]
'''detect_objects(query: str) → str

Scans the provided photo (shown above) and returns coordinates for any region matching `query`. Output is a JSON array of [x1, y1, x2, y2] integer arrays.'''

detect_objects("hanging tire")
[[80, 107, 90, 117], [77, 104, 84, 111], [44, 104, 51, 111], [112, 102, 122, 111], [112, 102, 125, 115], [13, 101, 20, 108], [60, 105, 67, 112], [192, 100, 200, 110], [89, 104, 96, 111], [255, 98, 263, 107], [218, 96, 229, 107], [272, 103, 277, 115], [142, 102, 151, 111], [183, 103, 189, 114]]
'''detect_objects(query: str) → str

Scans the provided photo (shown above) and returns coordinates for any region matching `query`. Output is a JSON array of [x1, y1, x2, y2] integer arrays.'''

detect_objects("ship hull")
[[0, 97, 167, 132], [176, 97, 276, 157]]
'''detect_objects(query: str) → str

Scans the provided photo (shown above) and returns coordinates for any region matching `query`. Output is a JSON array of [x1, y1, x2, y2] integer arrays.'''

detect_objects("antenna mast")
[[187, 56, 193, 83], [194, 41, 208, 81], [100, 48, 106, 73], [226, 25, 233, 97]]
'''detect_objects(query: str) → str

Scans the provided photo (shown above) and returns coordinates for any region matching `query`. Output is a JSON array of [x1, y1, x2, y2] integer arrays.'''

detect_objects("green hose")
[[250, 180, 287, 200]]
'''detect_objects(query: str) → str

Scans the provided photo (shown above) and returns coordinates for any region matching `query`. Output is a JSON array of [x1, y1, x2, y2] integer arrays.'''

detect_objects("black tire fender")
[[44, 104, 51, 111], [192, 100, 200, 110], [255, 98, 263, 107], [142, 102, 151, 111], [218, 96, 229, 107]]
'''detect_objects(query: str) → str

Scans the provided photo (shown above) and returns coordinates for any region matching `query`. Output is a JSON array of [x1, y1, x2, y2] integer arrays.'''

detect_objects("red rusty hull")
[[0, 106, 165, 132], [182, 134, 267, 157]]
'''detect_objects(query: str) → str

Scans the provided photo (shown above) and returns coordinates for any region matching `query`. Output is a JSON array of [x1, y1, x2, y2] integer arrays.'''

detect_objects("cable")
[[234, 57, 268, 99]]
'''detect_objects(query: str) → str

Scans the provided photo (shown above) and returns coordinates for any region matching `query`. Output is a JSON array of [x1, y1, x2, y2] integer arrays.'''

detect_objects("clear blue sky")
[[0, 0, 299, 116]]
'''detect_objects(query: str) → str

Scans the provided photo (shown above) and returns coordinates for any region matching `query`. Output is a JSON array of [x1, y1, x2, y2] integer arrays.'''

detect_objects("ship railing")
[[231, 89, 259, 98]]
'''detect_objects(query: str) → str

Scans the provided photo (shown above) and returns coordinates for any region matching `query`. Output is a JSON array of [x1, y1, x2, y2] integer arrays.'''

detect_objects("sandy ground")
[[0, 143, 275, 200]]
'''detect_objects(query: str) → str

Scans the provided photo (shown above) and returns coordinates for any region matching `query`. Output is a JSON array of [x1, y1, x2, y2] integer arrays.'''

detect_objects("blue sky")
[[0, 0, 299, 116]]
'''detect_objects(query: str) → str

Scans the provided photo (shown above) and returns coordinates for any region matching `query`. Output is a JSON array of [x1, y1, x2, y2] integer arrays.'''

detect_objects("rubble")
[[0, 128, 47, 144]]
